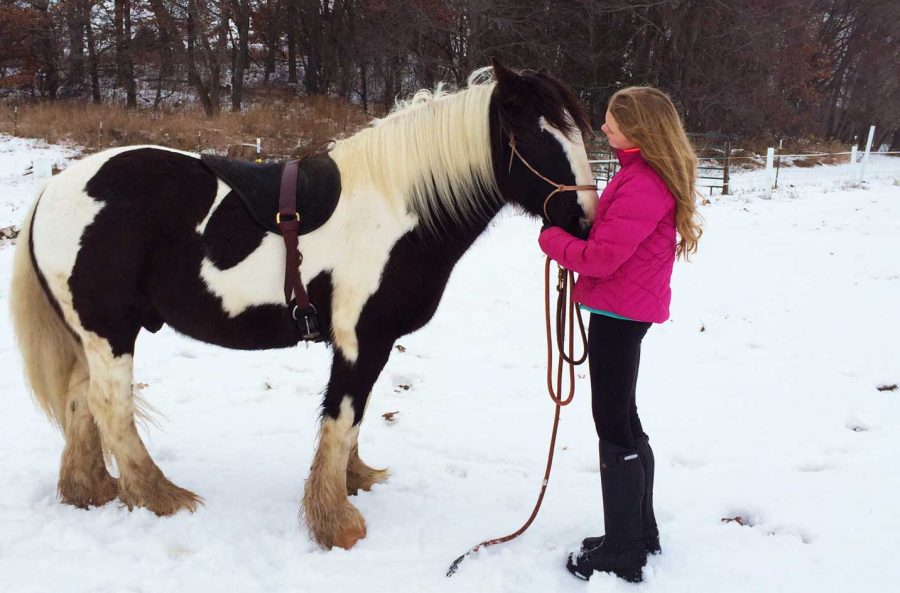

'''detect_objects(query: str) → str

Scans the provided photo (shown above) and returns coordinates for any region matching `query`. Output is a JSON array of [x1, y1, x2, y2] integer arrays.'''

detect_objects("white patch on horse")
[[32, 150, 122, 333], [299, 186, 418, 362], [539, 116, 598, 223], [195, 180, 233, 235], [198, 232, 286, 317], [194, 179, 416, 361]]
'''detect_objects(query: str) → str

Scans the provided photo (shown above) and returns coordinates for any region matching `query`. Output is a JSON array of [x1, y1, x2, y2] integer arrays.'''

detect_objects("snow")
[[1, 135, 898, 592], [0, 136, 79, 229]]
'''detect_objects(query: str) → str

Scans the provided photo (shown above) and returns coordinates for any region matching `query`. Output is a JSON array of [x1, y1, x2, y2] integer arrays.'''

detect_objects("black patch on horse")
[[200, 154, 341, 235], [73, 149, 221, 356], [201, 192, 267, 271], [73, 148, 304, 355], [492, 63, 593, 143]]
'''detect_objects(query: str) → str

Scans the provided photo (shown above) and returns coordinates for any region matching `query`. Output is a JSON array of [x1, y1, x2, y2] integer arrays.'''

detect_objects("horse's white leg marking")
[[346, 393, 389, 495], [303, 397, 367, 548], [81, 336, 201, 515], [540, 116, 598, 223], [58, 356, 119, 507]]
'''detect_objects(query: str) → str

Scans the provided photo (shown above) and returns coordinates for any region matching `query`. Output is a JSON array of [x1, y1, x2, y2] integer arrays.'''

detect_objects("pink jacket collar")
[[616, 148, 643, 167]]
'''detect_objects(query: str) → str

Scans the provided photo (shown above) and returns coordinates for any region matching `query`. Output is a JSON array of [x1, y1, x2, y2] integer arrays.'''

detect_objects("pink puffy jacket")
[[538, 148, 677, 323]]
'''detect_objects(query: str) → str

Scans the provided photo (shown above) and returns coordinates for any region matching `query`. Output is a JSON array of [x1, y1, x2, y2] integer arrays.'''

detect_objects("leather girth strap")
[[277, 160, 309, 309], [276, 157, 324, 342]]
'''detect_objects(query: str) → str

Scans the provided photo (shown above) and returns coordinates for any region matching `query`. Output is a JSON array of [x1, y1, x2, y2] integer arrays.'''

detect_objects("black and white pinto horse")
[[10, 62, 597, 549]]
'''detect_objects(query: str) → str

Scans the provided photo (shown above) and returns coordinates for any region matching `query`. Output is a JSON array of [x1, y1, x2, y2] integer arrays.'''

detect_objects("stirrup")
[[292, 303, 324, 342]]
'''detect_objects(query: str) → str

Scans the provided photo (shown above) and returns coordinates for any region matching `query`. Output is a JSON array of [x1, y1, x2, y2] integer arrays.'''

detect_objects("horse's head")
[[489, 60, 597, 237]]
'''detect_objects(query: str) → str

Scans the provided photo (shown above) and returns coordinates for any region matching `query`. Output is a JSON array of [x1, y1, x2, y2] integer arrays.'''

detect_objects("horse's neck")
[[415, 193, 504, 261]]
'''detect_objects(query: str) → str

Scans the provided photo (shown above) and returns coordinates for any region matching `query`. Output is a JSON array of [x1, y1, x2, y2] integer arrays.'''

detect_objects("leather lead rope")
[[447, 132, 592, 576], [446, 258, 587, 577]]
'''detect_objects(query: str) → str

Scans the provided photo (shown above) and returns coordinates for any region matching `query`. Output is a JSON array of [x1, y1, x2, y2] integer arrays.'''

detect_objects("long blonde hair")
[[608, 87, 702, 259]]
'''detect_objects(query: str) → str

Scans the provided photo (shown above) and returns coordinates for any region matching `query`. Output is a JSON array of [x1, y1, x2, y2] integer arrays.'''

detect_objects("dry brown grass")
[[0, 97, 377, 157], [739, 136, 850, 156], [734, 136, 858, 169]]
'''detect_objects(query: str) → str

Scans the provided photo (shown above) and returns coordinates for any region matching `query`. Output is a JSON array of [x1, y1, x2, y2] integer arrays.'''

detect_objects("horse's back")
[[32, 145, 215, 287], [30, 145, 301, 352]]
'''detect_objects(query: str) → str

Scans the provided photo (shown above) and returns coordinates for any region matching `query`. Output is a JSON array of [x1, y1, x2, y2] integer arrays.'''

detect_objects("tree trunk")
[[186, 0, 214, 116], [205, 4, 230, 115], [64, 0, 86, 95], [231, 0, 251, 111], [123, 0, 136, 107], [301, 0, 323, 94], [83, 0, 101, 103], [33, 0, 59, 99], [287, 0, 298, 84], [147, 0, 178, 77], [114, 0, 137, 108], [359, 61, 367, 112], [264, 0, 279, 80]]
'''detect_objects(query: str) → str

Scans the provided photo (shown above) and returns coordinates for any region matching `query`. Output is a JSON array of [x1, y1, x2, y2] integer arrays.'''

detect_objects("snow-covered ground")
[[1, 135, 898, 592]]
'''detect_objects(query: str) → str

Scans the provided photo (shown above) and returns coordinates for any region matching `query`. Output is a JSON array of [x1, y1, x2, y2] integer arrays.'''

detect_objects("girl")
[[538, 87, 702, 582]]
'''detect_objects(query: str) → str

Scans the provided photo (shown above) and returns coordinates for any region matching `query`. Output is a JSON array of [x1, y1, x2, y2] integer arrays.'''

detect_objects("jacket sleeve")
[[538, 176, 669, 279]]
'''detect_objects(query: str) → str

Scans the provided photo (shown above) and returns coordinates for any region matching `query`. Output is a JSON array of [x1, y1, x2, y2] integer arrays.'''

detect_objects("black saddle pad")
[[200, 154, 341, 235]]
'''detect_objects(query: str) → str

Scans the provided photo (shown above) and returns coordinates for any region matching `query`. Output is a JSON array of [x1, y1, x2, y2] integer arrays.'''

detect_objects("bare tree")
[[231, 0, 250, 110], [114, 0, 137, 107], [62, 0, 85, 95]]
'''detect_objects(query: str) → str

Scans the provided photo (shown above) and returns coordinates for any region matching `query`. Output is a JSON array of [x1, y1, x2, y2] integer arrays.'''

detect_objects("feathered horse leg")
[[303, 340, 392, 548]]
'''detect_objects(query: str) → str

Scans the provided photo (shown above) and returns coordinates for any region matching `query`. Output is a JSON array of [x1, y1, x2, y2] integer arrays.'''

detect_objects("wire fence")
[[587, 127, 900, 197]]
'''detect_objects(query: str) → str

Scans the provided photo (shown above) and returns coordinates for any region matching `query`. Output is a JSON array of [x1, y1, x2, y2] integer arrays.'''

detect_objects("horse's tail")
[[10, 189, 85, 429]]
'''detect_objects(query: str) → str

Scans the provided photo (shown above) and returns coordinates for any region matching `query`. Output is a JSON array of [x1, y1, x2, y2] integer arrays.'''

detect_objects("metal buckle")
[[276, 212, 301, 225], [292, 304, 322, 342]]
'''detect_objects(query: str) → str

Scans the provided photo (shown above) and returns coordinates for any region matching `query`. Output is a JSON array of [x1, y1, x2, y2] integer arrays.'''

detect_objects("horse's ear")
[[491, 58, 525, 102]]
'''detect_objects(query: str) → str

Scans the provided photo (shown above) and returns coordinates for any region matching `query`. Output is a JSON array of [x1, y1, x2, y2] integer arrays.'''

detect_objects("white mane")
[[330, 69, 501, 232]]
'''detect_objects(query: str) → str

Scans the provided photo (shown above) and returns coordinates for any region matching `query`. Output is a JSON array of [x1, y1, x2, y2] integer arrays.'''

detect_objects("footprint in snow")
[[844, 420, 870, 433], [796, 462, 834, 473]]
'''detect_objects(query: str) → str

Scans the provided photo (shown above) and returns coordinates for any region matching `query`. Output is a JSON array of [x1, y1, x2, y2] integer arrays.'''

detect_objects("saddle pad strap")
[[277, 160, 312, 309]]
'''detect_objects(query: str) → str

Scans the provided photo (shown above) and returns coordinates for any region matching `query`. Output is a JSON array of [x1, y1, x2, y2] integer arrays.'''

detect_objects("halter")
[[506, 134, 598, 223]]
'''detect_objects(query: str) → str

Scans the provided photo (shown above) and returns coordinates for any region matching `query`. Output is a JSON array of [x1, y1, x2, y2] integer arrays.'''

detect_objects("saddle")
[[200, 151, 341, 343], [200, 153, 341, 236]]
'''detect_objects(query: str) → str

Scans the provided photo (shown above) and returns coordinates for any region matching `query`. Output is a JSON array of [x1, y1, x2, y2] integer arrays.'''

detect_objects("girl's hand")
[[538, 225, 567, 259]]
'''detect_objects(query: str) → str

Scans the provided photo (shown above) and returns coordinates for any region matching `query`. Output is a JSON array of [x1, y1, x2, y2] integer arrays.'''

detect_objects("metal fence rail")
[[587, 125, 898, 197], [587, 133, 732, 194]]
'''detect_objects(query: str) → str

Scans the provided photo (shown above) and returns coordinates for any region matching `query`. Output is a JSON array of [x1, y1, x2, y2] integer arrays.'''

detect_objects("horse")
[[9, 60, 598, 550]]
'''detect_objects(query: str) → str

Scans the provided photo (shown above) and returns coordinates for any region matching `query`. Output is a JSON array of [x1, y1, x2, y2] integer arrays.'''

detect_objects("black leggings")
[[588, 313, 652, 450]]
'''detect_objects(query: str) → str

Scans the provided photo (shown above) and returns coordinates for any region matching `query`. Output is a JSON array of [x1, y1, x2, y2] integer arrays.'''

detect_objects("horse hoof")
[[59, 474, 119, 508], [333, 523, 367, 549], [119, 466, 203, 516], [305, 499, 368, 549]]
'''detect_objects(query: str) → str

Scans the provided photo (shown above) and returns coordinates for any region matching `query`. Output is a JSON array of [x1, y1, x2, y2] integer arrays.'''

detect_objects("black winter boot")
[[567, 440, 647, 582], [581, 435, 661, 555]]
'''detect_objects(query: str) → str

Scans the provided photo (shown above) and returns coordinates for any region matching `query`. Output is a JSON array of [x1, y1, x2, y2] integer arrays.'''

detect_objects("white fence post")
[[859, 125, 875, 183], [765, 147, 775, 195], [33, 159, 52, 185]]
